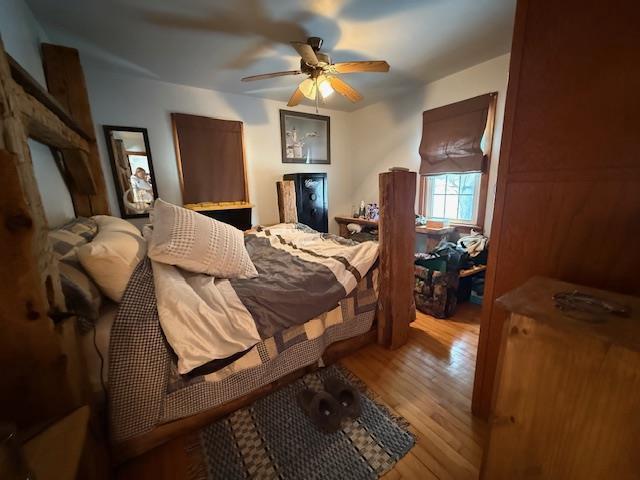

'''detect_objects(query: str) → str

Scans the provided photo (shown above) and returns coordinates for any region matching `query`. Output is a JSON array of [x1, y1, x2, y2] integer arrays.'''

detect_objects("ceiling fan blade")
[[241, 70, 301, 82], [332, 61, 390, 73], [328, 76, 363, 102], [290, 41, 319, 66], [287, 87, 305, 107]]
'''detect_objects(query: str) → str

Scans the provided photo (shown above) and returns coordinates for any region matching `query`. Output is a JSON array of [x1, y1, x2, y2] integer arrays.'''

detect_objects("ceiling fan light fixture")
[[248, 37, 387, 107], [318, 76, 334, 98], [299, 78, 317, 100]]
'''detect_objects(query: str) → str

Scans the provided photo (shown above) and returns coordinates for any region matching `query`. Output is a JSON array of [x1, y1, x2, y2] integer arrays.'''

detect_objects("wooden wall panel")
[[472, 0, 640, 418], [509, 2, 639, 174]]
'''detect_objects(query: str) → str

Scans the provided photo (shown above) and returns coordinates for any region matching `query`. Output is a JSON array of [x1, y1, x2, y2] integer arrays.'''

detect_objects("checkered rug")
[[186, 365, 415, 480]]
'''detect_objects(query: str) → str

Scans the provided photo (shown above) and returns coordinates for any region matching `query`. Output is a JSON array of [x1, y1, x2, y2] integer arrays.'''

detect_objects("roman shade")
[[419, 93, 494, 175], [172, 113, 248, 205]]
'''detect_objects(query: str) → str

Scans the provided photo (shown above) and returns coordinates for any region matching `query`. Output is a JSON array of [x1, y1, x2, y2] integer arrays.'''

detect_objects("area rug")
[[186, 364, 415, 480]]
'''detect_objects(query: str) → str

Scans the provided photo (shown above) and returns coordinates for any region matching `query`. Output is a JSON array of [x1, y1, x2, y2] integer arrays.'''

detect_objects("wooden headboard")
[[0, 39, 109, 428]]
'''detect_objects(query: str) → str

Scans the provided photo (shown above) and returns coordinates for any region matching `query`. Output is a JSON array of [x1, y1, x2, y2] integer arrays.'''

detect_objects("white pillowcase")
[[148, 199, 258, 279], [91, 215, 141, 236], [77, 230, 147, 302]]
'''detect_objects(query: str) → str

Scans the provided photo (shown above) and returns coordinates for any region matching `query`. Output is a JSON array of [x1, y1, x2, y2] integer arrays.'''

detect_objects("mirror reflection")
[[104, 126, 157, 217]]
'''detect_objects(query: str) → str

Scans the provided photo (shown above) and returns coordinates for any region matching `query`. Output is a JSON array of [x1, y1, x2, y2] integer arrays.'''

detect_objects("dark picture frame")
[[280, 110, 330, 164], [103, 125, 158, 218]]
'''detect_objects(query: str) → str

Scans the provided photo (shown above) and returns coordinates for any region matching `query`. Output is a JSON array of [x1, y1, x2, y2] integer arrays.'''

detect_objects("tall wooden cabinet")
[[472, 0, 640, 418]]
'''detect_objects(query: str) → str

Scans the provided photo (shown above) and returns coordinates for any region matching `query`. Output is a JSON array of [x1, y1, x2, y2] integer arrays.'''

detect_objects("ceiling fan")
[[241, 37, 390, 108]]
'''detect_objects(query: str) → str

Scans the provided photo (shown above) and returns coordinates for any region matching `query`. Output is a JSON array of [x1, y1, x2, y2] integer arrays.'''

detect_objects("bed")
[[63, 215, 382, 458], [105, 222, 380, 443]]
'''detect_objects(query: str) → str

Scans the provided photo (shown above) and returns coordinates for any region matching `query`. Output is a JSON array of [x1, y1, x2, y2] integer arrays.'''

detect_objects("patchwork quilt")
[[109, 225, 379, 442]]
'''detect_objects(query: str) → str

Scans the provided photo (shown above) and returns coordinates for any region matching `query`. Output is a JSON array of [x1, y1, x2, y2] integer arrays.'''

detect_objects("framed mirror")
[[103, 126, 158, 218]]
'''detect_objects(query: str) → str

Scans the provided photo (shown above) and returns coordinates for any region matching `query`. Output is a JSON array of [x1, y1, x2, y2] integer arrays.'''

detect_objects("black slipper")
[[323, 377, 362, 419], [298, 388, 343, 433]]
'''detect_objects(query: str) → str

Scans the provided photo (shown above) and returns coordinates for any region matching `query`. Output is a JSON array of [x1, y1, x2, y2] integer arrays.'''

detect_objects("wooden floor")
[[343, 304, 486, 480], [118, 304, 485, 479]]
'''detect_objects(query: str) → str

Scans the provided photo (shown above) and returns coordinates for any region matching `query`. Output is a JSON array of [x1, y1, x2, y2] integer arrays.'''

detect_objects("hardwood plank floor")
[[118, 304, 485, 479], [343, 304, 486, 480]]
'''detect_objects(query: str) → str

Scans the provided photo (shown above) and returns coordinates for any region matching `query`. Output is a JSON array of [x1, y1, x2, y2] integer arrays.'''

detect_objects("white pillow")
[[91, 215, 141, 236], [77, 230, 147, 302], [148, 199, 258, 279]]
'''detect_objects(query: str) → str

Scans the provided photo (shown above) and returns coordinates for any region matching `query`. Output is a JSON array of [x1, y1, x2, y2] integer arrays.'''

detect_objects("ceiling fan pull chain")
[[315, 77, 319, 113]]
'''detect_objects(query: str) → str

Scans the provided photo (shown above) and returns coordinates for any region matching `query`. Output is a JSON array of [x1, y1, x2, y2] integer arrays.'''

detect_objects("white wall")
[[0, 0, 76, 228], [85, 68, 353, 233], [349, 54, 510, 234], [2, 0, 510, 234], [0, 0, 47, 84]]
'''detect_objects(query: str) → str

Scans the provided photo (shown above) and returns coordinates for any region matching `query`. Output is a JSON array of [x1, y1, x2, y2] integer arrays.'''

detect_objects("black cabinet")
[[283, 173, 328, 233]]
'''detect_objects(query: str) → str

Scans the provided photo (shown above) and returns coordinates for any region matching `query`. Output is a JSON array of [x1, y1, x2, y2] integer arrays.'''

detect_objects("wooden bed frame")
[[0, 38, 417, 465]]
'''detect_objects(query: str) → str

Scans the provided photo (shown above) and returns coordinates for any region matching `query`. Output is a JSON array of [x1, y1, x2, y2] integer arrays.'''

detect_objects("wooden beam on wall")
[[276, 180, 298, 223], [377, 169, 417, 349], [41, 43, 110, 216]]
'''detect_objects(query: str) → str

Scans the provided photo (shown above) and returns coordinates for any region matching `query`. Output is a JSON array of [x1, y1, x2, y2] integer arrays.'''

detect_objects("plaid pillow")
[[49, 217, 98, 258], [49, 218, 102, 324], [59, 251, 102, 324], [62, 216, 99, 241]]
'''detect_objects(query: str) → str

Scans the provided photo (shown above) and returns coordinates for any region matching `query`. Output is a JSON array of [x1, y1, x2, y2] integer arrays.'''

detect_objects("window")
[[424, 172, 481, 224]]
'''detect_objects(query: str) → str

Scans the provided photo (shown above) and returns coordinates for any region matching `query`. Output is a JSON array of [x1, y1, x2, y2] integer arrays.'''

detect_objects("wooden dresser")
[[482, 277, 640, 479]]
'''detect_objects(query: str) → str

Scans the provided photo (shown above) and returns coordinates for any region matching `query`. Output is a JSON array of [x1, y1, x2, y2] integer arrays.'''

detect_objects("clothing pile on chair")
[[414, 231, 489, 318], [457, 230, 489, 265]]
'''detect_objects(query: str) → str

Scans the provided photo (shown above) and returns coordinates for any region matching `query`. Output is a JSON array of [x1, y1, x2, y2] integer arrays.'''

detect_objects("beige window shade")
[[171, 113, 248, 205], [419, 93, 494, 175]]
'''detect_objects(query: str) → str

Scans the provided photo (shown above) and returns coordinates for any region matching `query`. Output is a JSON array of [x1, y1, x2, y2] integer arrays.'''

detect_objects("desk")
[[334, 216, 378, 237], [334, 216, 455, 251]]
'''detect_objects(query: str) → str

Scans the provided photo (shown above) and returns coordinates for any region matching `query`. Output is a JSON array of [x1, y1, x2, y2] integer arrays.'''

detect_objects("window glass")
[[426, 172, 480, 223]]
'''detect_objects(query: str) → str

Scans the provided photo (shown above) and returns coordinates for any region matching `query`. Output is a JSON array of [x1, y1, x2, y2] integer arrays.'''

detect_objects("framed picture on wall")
[[280, 110, 330, 164]]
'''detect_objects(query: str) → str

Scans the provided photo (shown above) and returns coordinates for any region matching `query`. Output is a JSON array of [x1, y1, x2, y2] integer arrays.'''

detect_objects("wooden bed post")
[[276, 180, 298, 223], [41, 43, 110, 216], [377, 169, 417, 349], [0, 38, 96, 428]]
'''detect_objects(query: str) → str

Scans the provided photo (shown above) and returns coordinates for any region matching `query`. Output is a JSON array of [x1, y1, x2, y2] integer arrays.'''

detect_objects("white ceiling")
[[27, 0, 516, 111]]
